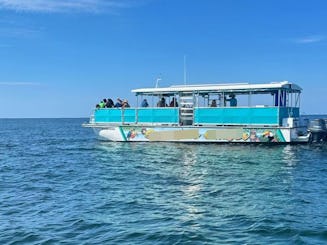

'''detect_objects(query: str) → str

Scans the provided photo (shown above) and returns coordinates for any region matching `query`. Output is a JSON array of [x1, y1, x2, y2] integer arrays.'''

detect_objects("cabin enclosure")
[[94, 83, 301, 127]]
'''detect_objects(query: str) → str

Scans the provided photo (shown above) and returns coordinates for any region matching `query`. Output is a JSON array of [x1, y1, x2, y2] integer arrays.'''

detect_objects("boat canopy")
[[132, 81, 302, 96]]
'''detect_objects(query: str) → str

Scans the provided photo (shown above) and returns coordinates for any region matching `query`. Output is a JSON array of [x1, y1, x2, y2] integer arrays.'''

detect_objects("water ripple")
[[0, 119, 327, 244]]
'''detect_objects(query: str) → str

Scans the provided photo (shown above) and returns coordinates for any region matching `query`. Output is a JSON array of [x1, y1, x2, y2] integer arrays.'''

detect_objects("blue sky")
[[0, 0, 326, 118]]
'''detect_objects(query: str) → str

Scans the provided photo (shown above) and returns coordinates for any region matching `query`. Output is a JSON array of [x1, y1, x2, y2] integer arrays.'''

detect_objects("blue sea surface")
[[1, 118, 327, 244]]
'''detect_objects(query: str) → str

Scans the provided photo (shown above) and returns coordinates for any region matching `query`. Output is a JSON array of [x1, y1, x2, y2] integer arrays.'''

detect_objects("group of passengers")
[[140, 97, 178, 108], [210, 94, 237, 107], [96, 98, 130, 109], [96, 95, 236, 109]]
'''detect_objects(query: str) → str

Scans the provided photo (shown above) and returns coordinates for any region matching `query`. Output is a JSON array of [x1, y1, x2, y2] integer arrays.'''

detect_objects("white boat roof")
[[132, 81, 302, 95]]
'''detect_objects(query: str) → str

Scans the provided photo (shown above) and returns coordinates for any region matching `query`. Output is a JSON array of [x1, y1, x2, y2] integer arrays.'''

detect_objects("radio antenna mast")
[[184, 55, 187, 85]]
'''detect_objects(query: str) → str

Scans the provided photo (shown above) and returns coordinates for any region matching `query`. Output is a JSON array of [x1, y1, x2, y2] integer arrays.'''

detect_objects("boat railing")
[[94, 107, 179, 125], [92, 106, 299, 127], [194, 106, 299, 126]]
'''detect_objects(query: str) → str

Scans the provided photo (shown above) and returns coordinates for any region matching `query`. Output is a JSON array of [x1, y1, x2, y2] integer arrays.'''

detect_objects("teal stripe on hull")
[[276, 129, 286, 142], [119, 126, 127, 141]]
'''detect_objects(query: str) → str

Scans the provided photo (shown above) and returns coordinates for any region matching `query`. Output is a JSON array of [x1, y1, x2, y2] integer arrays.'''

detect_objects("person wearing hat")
[[122, 99, 130, 108], [225, 94, 237, 107]]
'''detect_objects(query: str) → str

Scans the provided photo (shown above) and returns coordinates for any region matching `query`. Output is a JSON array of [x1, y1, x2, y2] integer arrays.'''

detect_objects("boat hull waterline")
[[85, 125, 310, 143]]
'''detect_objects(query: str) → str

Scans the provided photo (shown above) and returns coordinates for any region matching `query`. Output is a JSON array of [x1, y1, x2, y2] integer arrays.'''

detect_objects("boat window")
[[247, 93, 272, 107]]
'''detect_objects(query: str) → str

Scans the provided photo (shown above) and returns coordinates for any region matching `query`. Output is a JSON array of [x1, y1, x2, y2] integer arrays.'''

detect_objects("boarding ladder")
[[179, 93, 194, 125]]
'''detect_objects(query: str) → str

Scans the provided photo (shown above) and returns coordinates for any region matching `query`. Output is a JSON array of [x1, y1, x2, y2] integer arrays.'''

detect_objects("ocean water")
[[1, 118, 327, 244]]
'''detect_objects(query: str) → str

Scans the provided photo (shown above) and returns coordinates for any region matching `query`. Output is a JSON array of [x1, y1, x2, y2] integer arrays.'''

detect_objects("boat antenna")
[[155, 75, 162, 88], [184, 55, 187, 85]]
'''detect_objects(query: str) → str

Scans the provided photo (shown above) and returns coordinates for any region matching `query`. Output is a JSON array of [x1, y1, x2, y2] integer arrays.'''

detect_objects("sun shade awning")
[[131, 81, 302, 95]]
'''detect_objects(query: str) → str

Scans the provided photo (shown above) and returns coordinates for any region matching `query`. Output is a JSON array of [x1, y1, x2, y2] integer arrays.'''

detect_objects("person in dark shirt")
[[157, 97, 167, 107], [225, 94, 237, 107], [141, 99, 149, 107], [169, 97, 178, 107], [210, 99, 217, 107], [114, 98, 123, 107], [106, 98, 114, 108]]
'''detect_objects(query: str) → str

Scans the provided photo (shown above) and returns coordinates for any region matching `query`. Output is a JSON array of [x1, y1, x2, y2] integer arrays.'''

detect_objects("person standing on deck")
[[210, 99, 217, 107], [157, 97, 167, 107], [141, 99, 149, 107], [169, 97, 178, 107], [225, 94, 237, 107]]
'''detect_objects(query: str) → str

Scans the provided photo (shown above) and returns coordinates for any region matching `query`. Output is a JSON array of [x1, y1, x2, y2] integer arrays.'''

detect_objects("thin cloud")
[[0, 16, 43, 38], [0, 0, 140, 13], [0, 82, 42, 86], [294, 35, 325, 44], [0, 26, 42, 38]]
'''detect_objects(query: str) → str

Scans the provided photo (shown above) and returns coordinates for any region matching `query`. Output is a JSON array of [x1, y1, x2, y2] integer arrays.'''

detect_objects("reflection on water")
[[282, 145, 299, 167], [82, 140, 327, 243], [181, 146, 198, 166]]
